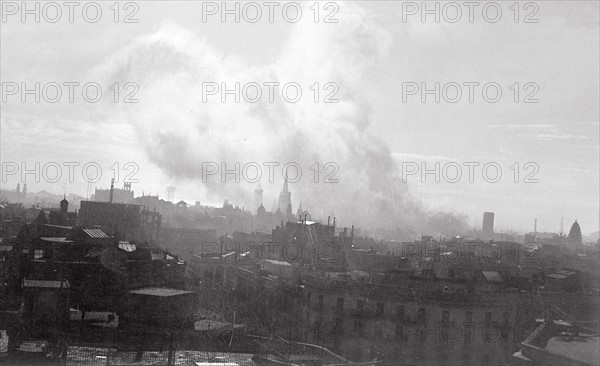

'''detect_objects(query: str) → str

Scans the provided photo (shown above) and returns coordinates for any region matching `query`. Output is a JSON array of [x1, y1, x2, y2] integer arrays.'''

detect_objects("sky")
[[1, 1, 598, 235]]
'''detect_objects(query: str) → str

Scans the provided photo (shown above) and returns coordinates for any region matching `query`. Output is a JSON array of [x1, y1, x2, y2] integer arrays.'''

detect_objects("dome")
[[568, 220, 582, 246], [257, 203, 266, 215]]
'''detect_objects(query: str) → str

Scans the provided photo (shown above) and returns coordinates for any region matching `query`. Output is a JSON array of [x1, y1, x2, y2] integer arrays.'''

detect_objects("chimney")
[[351, 225, 354, 237], [16, 183, 20, 193], [109, 178, 115, 204], [560, 217, 564, 236], [23, 184, 27, 196], [327, 216, 330, 226]]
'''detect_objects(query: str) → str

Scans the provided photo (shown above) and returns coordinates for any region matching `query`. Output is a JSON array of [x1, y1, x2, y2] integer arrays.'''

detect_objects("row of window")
[[310, 292, 508, 327]]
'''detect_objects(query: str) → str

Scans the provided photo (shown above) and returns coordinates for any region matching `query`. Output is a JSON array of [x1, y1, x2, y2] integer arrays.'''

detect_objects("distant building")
[[78, 200, 161, 241], [93, 182, 134, 204], [253, 183, 263, 213], [482, 212, 494, 238], [277, 176, 292, 214], [568, 220, 582, 247]]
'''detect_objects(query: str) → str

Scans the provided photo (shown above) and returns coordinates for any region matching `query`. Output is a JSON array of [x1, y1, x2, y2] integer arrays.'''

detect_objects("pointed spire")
[[282, 172, 289, 192]]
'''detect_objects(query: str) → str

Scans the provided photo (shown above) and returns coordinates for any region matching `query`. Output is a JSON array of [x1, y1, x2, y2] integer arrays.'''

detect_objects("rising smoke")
[[92, 2, 469, 236]]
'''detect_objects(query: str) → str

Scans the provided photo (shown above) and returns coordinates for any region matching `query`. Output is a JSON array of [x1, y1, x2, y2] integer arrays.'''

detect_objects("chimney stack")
[[560, 217, 564, 236], [109, 178, 114, 204]]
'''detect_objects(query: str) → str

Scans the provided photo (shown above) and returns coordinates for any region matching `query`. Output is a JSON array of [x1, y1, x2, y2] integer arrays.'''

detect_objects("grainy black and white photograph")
[[1, 1, 599, 365]]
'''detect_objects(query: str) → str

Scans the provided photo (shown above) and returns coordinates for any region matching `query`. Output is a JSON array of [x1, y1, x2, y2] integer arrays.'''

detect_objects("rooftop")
[[83, 228, 110, 238], [521, 321, 600, 366], [128, 287, 194, 297], [545, 333, 600, 365]]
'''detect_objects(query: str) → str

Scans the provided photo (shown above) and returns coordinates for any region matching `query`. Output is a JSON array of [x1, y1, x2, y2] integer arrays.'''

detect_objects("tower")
[[568, 220, 582, 247], [482, 212, 494, 238], [60, 195, 68, 214], [254, 182, 263, 213], [277, 175, 292, 213], [109, 178, 115, 204], [166, 186, 176, 202]]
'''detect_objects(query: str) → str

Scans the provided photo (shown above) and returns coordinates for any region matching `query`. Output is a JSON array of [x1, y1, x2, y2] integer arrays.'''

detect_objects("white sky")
[[1, 1, 598, 234]]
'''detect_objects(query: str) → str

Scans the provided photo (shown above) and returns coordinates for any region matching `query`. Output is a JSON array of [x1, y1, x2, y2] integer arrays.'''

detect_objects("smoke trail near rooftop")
[[92, 2, 468, 235]]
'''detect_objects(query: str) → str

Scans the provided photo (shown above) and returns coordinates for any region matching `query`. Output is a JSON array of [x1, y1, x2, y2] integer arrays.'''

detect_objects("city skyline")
[[2, 2, 598, 236], [1, 180, 597, 240]]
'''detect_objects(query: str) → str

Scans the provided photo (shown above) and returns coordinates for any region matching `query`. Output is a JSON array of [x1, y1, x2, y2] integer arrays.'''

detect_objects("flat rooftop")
[[545, 333, 600, 366], [128, 288, 194, 297]]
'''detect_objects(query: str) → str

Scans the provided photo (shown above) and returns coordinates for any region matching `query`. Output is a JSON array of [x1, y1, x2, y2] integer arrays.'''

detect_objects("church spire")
[[282, 172, 289, 192], [277, 173, 292, 214]]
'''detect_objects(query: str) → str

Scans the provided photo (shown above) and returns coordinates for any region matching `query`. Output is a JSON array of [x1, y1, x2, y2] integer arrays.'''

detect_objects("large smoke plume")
[[92, 2, 469, 236]]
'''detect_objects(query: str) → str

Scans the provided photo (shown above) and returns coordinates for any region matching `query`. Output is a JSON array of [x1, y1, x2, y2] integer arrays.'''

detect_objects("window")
[[353, 320, 364, 335], [465, 311, 473, 322], [356, 299, 364, 315], [396, 305, 405, 320], [418, 308, 426, 325], [441, 310, 450, 324], [376, 303, 384, 317], [34, 250, 44, 260], [484, 312, 494, 342], [336, 297, 344, 315], [440, 310, 451, 342], [395, 323, 404, 340], [334, 317, 344, 335], [464, 311, 473, 343]]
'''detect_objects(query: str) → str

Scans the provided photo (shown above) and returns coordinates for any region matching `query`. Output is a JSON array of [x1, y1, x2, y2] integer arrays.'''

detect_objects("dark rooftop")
[[128, 287, 194, 297]]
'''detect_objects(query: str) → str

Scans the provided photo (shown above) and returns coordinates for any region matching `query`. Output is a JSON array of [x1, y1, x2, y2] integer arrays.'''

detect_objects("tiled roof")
[[482, 271, 504, 282], [83, 228, 109, 238], [118, 241, 136, 252]]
